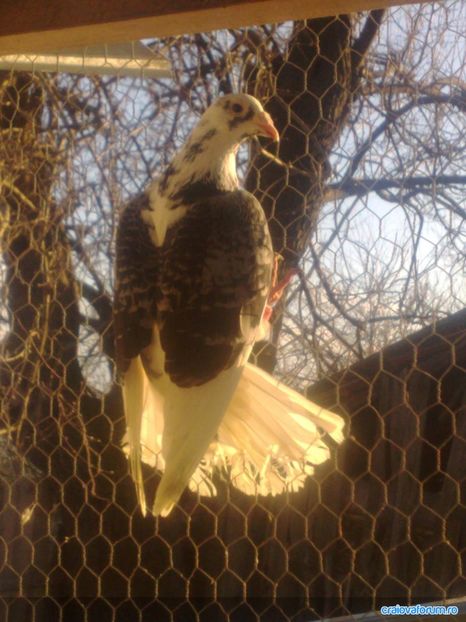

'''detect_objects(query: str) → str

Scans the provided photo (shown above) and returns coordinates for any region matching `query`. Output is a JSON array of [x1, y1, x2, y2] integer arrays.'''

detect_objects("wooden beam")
[[0, 0, 421, 55]]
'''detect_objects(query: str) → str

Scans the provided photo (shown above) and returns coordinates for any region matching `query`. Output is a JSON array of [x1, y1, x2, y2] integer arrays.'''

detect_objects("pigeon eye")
[[231, 103, 243, 114]]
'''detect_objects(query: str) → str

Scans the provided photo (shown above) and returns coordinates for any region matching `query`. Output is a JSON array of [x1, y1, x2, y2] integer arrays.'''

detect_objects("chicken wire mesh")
[[0, 3, 465, 621]]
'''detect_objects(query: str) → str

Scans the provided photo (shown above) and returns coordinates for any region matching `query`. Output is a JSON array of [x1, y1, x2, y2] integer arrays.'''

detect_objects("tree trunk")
[[246, 13, 383, 371]]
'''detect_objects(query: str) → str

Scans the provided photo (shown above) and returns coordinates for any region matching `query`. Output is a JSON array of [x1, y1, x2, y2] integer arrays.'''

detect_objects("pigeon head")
[[209, 93, 279, 143], [163, 94, 279, 197]]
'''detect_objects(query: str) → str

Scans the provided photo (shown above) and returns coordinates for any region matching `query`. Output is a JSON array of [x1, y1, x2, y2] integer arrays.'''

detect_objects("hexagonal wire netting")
[[1, 3, 465, 621]]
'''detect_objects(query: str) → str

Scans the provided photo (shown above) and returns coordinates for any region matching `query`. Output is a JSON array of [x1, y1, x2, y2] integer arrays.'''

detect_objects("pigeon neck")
[[174, 126, 239, 192]]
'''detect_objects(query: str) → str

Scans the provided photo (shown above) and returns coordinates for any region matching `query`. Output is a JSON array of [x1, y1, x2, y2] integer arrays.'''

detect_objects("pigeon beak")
[[255, 111, 279, 142]]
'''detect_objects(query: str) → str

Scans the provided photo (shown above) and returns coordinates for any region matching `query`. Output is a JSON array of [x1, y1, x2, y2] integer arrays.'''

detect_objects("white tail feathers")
[[151, 365, 243, 516], [123, 361, 344, 516], [121, 357, 149, 516], [211, 363, 344, 495]]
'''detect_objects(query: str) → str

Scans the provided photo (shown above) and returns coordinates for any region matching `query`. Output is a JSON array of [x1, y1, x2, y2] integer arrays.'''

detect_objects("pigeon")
[[114, 94, 344, 516]]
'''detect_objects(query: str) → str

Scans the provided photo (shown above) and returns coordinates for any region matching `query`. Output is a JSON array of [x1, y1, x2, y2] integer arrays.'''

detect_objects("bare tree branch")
[[325, 176, 466, 215]]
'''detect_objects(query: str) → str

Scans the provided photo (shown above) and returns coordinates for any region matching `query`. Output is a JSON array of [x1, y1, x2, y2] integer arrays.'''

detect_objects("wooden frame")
[[0, 0, 422, 54]]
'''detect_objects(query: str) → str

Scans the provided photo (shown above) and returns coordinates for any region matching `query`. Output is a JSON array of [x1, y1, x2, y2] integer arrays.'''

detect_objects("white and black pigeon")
[[114, 93, 344, 517]]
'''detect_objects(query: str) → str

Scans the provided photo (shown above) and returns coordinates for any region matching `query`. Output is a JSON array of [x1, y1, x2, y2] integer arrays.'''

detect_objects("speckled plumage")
[[115, 179, 272, 388], [114, 192, 159, 372], [159, 189, 272, 387]]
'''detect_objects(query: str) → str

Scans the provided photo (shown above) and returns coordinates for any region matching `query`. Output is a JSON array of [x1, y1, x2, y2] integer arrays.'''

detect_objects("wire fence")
[[0, 2, 465, 620]]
